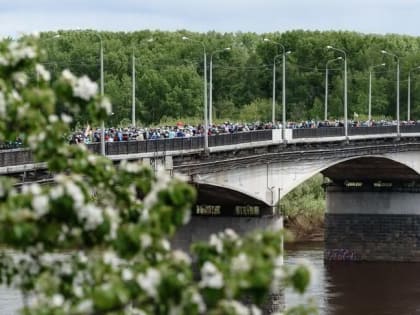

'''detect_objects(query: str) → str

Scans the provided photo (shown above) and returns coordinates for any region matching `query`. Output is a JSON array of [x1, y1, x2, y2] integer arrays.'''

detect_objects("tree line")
[[36, 29, 420, 126]]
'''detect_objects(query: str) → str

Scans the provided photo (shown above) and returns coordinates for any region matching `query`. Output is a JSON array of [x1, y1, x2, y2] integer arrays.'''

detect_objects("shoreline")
[[284, 219, 324, 243]]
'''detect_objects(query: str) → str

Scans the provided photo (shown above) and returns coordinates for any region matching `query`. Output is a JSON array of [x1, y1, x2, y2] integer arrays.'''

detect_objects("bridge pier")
[[172, 213, 284, 314], [325, 185, 420, 262], [173, 213, 283, 252]]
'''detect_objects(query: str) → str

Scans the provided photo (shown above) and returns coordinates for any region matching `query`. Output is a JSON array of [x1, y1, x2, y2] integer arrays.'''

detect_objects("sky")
[[1, 0, 420, 37]]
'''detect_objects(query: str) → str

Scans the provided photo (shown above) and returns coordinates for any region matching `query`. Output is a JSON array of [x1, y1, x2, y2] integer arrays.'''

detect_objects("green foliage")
[[36, 29, 420, 127], [281, 175, 325, 239], [0, 37, 315, 315]]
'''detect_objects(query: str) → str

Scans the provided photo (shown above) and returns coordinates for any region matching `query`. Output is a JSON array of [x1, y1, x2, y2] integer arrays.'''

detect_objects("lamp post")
[[368, 63, 386, 123], [131, 48, 135, 127], [209, 47, 230, 126], [325, 57, 343, 121], [381, 50, 400, 136], [94, 33, 105, 156], [131, 38, 154, 128], [327, 45, 348, 139], [264, 38, 290, 140], [53, 32, 106, 154], [182, 36, 208, 151], [407, 66, 420, 122]]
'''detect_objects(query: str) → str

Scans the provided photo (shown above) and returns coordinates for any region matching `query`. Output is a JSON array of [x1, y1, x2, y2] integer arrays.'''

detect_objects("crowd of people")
[[70, 119, 420, 144], [70, 121, 276, 144]]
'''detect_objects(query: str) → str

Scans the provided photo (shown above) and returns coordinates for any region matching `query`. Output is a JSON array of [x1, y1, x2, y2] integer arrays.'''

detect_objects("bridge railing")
[[2, 126, 420, 168], [0, 148, 33, 167], [348, 125, 397, 135], [86, 130, 272, 155], [208, 129, 272, 147], [401, 124, 420, 133], [292, 127, 344, 138]]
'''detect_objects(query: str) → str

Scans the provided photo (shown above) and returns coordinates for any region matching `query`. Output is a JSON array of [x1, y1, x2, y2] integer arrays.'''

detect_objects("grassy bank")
[[281, 174, 325, 242]]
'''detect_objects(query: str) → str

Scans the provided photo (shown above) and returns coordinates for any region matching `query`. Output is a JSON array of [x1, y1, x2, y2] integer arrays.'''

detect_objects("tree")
[[0, 37, 315, 314]]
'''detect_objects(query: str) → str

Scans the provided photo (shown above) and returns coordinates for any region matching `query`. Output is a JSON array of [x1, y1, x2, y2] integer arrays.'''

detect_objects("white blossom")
[[12, 72, 28, 86], [76, 299, 93, 313], [27, 132, 46, 150], [161, 239, 170, 251], [191, 290, 206, 313], [104, 206, 119, 239], [31, 195, 49, 217], [0, 56, 8, 66], [224, 228, 239, 240], [65, 181, 84, 208], [122, 268, 134, 281], [210, 234, 223, 253], [11, 89, 22, 101], [73, 75, 98, 101], [221, 300, 250, 315], [199, 261, 224, 289], [251, 305, 262, 315], [61, 69, 77, 85], [103, 251, 121, 269], [137, 268, 161, 298], [77, 251, 88, 264], [87, 154, 97, 165], [172, 250, 191, 265], [120, 160, 141, 173], [48, 114, 58, 123], [0, 91, 5, 117], [182, 209, 191, 224], [60, 113, 73, 124], [140, 234, 152, 249], [73, 285, 83, 297], [142, 169, 171, 212], [49, 185, 64, 199], [35, 63, 51, 81], [78, 203, 103, 230], [99, 96, 112, 114], [52, 294, 64, 307], [231, 253, 251, 273]]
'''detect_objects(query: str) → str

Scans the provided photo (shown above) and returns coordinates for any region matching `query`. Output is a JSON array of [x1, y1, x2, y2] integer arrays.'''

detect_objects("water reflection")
[[286, 242, 420, 315], [3, 243, 420, 314]]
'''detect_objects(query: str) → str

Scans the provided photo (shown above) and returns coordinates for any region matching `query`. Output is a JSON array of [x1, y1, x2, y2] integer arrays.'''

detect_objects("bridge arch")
[[280, 154, 420, 200], [191, 181, 270, 208]]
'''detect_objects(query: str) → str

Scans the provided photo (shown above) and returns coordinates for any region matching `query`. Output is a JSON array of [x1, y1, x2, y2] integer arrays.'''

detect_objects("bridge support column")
[[173, 214, 284, 314], [325, 186, 420, 262], [173, 215, 283, 251]]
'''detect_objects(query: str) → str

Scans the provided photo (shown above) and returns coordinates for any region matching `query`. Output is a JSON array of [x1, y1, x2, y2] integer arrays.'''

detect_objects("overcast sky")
[[1, 0, 420, 37]]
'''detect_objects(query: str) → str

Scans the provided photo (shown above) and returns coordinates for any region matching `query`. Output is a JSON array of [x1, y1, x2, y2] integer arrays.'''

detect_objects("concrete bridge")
[[2, 125, 420, 261]]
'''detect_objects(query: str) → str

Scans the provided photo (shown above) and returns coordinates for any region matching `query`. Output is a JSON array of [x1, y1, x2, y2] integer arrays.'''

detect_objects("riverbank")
[[281, 174, 325, 243], [284, 216, 324, 242]]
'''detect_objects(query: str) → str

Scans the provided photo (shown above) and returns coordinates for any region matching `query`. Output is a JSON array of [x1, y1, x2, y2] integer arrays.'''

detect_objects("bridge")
[[2, 125, 420, 262]]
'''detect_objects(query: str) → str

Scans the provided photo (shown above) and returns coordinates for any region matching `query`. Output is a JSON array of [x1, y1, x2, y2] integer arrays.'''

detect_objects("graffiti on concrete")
[[325, 248, 360, 261]]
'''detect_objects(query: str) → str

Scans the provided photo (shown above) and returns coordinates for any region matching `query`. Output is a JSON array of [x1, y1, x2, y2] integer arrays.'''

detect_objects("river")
[[285, 242, 420, 315], [2, 242, 420, 314]]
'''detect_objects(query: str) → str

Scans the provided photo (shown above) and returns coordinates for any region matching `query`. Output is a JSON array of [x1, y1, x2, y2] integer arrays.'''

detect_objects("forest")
[[35, 29, 420, 127]]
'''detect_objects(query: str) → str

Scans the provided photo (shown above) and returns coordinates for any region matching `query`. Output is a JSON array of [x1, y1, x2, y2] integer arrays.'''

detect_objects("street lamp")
[[381, 50, 400, 136], [327, 45, 348, 139], [264, 38, 291, 140], [325, 57, 343, 121], [182, 36, 208, 151], [407, 66, 420, 122], [93, 33, 105, 155], [368, 63, 386, 123], [131, 38, 154, 127], [209, 47, 230, 126]]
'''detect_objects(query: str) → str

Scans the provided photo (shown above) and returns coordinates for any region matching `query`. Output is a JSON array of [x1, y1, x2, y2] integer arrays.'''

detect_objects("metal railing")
[[1, 126, 419, 168], [292, 127, 344, 138], [88, 129, 272, 155]]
